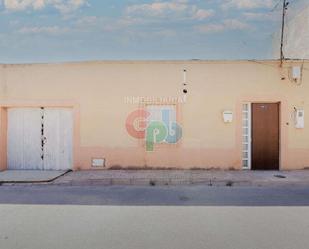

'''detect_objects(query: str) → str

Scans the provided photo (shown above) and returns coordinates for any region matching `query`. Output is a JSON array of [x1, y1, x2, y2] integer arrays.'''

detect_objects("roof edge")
[[0, 59, 308, 66]]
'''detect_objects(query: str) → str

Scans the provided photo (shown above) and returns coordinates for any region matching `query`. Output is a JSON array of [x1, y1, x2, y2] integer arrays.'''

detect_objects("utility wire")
[[280, 0, 289, 66]]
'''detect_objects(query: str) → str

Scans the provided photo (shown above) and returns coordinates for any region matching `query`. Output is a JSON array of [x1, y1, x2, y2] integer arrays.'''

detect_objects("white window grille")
[[242, 103, 251, 169]]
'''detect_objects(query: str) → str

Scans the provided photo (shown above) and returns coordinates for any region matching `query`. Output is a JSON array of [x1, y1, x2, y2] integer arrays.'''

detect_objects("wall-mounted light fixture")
[[223, 110, 233, 123]]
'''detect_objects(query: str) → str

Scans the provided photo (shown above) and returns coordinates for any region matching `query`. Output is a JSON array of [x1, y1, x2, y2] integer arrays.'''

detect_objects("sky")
[[0, 0, 299, 63]]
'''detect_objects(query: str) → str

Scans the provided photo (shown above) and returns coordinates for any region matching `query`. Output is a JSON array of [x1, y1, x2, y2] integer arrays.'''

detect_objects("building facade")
[[0, 60, 308, 171]]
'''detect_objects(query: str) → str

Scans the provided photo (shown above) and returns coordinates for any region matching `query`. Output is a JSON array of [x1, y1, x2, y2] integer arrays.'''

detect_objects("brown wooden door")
[[251, 103, 279, 170]]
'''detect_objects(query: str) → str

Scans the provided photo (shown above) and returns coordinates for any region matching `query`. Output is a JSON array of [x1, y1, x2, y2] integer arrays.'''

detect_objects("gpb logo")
[[126, 108, 182, 151]]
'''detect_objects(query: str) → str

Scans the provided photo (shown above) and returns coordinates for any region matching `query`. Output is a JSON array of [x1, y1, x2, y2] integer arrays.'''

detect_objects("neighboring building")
[[0, 60, 308, 171], [284, 5, 309, 59], [273, 4, 309, 60]]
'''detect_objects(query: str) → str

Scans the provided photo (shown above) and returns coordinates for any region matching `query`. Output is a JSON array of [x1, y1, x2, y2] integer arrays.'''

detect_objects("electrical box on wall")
[[223, 111, 233, 123], [92, 158, 105, 167], [292, 66, 301, 80], [295, 109, 305, 129]]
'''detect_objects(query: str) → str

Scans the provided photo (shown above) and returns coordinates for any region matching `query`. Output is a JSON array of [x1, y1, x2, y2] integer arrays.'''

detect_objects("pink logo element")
[[126, 108, 183, 151], [125, 109, 150, 139]]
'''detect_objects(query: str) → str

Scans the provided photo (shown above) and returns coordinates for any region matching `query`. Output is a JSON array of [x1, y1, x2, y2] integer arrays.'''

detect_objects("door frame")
[[241, 101, 282, 171], [0, 101, 79, 171]]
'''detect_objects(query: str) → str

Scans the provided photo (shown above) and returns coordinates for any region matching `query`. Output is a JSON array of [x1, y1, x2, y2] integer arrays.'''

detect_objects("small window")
[[242, 103, 251, 169]]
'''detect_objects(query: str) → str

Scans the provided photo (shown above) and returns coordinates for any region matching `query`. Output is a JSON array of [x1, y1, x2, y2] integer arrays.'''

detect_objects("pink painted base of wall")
[[75, 146, 309, 171], [76, 147, 242, 170]]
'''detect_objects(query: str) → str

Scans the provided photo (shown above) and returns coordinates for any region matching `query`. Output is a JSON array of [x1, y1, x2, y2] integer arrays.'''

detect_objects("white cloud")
[[75, 15, 98, 27], [73, 15, 143, 32], [3, 0, 46, 10], [222, 0, 275, 10], [126, 0, 214, 20], [196, 19, 250, 33], [2, 0, 87, 13], [243, 12, 276, 21], [18, 25, 69, 35], [224, 19, 250, 29], [192, 9, 215, 20], [196, 23, 225, 33], [53, 0, 87, 13], [126, 1, 187, 16]]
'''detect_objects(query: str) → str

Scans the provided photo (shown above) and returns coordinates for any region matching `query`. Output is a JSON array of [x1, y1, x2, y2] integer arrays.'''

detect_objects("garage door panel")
[[43, 108, 73, 170], [7, 109, 24, 170], [58, 109, 73, 170], [7, 108, 43, 170], [23, 109, 44, 170]]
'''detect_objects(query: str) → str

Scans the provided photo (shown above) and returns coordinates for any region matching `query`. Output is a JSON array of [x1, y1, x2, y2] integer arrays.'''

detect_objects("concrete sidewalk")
[[0, 170, 70, 183], [50, 170, 309, 187]]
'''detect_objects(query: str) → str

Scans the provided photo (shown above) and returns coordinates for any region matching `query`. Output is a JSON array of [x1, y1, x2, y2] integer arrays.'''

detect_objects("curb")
[[0, 170, 72, 184]]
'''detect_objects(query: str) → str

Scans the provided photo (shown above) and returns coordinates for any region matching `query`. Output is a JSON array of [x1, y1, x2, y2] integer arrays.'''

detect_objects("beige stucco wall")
[[0, 60, 308, 170]]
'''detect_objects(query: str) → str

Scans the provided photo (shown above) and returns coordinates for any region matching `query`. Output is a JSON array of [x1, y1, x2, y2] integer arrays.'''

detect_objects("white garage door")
[[7, 108, 73, 170], [7, 108, 43, 170]]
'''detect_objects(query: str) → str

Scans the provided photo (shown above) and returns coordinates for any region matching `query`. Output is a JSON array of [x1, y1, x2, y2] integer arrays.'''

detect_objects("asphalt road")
[[1, 185, 309, 205], [1, 205, 309, 249]]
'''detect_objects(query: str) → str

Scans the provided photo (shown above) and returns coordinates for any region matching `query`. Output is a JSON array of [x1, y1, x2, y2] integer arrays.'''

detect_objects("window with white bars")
[[242, 103, 251, 169]]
